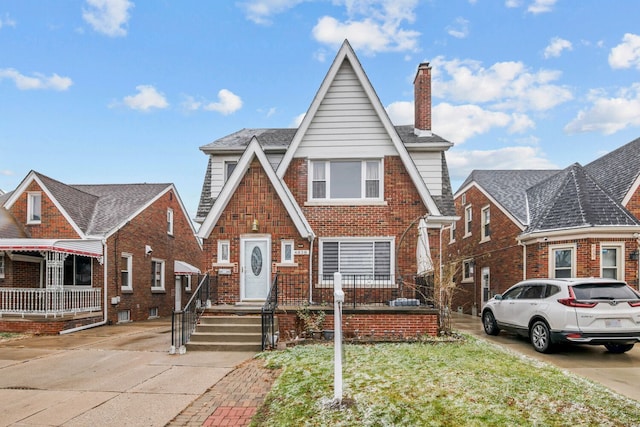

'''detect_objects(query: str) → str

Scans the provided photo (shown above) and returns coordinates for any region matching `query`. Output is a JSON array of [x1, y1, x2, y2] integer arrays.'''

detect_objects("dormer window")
[[27, 192, 42, 224], [167, 208, 174, 235], [310, 159, 382, 201]]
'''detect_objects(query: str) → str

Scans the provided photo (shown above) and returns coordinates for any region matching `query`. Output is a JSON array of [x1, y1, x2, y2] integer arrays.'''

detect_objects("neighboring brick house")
[[448, 137, 640, 315], [0, 170, 203, 333], [195, 40, 457, 337]]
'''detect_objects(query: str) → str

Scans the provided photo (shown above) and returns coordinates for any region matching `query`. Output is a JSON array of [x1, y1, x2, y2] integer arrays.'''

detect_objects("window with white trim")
[[481, 206, 491, 241], [0, 253, 4, 278], [63, 255, 92, 286], [449, 221, 456, 243], [149, 307, 159, 318], [320, 238, 393, 283], [225, 161, 237, 181], [281, 240, 294, 264], [464, 205, 472, 237], [118, 310, 131, 323], [310, 160, 382, 200], [121, 253, 133, 291], [462, 259, 474, 282], [218, 240, 230, 263], [151, 259, 165, 290], [27, 192, 42, 224], [167, 208, 174, 235], [551, 245, 575, 278], [601, 244, 623, 280]]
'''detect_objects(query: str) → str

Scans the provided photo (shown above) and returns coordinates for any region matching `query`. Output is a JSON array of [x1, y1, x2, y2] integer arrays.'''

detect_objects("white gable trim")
[[456, 181, 526, 231], [275, 40, 441, 217], [198, 137, 315, 240], [4, 171, 87, 238], [622, 174, 640, 207]]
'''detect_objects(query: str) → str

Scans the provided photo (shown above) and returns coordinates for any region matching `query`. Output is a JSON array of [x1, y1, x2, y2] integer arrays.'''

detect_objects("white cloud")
[[564, 84, 640, 135], [544, 37, 572, 59], [239, 0, 307, 25], [609, 33, 640, 70], [505, 0, 522, 7], [527, 0, 556, 14], [431, 56, 572, 112], [290, 112, 305, 127], [0, 13, 16, 29], [0, 68, 72, 91], [203, 89, 243, 115], [312, 0, 420, 55], [447, 146, 557, 183], [447, 17, 469, 39], [180, 95, 202, 112], [83, 0, 133, 37], [120, 85, 169, 111]]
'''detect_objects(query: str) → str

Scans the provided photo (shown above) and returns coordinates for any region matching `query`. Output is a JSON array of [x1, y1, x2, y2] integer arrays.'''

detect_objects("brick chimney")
[[413, 62, 432, 137]]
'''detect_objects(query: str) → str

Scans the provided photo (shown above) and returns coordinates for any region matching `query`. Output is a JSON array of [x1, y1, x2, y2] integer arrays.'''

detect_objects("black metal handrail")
[[171, 274, 211, 353], [261, 273, 279, 351]]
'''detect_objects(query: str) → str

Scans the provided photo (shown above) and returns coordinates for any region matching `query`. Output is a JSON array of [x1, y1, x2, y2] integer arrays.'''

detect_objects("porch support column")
[[42, 251, 67, 314]]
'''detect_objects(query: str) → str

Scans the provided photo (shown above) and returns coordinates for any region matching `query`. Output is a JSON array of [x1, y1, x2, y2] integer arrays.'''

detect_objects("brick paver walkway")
[[167, 358, 279, 427]]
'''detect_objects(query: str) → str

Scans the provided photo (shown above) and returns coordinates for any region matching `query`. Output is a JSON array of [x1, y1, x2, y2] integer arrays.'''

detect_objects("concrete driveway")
[[452, 313, 640, 402], [0, 319, 255, 427]]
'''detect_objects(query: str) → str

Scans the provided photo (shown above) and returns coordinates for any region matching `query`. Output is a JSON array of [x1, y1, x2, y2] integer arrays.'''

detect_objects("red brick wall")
[[447, 185, 524, 313], [276, 309, 439, 340], [106, 189, 204, 323], [10, 180, 81, 239], [202, 159, 311, 304], [0, 315, 103, 334]]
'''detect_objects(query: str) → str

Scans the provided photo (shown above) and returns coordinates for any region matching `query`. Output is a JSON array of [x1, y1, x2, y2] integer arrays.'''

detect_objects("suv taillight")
[[557, 298, 597, 308], [629, 301, 640, 307]]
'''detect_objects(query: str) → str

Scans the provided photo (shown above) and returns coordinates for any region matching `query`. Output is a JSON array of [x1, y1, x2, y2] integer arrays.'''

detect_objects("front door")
[[240, 237, 270, 301]]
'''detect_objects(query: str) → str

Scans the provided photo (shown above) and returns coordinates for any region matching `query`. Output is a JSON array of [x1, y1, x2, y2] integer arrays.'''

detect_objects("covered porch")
[[0, 239, 104, 318]]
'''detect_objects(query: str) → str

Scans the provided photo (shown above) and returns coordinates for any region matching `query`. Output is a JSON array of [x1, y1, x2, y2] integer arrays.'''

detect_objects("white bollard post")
[[334, 272, 344, 403]]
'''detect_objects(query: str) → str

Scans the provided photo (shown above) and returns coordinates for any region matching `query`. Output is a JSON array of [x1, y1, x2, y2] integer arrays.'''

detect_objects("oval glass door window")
[[251, 246, 263, 276]]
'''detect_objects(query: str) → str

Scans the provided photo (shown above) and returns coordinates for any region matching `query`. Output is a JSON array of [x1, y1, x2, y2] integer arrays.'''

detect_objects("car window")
[[572, 283, 640, 300], [544, 284, 560, 298], [519, 284, 545, 299], [502, 286, 523, 300]]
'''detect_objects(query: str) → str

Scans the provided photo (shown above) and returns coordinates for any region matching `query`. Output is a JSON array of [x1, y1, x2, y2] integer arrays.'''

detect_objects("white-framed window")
[[481, 206, 491, 241], [225, 161, 237, 181], [218, 240, 230, 263], [184, 275, 192, 292], [464, 205, 472, 237], [319, 238, 394, 283], [462, 259, 474, 283], [461, 193, 466, 205], [281, 240, 294, 264], [151, 259, 165, 290], [550, 244, 576, 278], [449, 221, 456, 243], [0, 253, 5, 279], [27, 192, 42, 224], [601, 244, 624, 280], [167, 208, 174, 235], [121, 253, 133, 291], [149, 307, 159, 319], [63, 255, 92, 286], [118, 310, 131, 323], [309, 159, 382, 201]]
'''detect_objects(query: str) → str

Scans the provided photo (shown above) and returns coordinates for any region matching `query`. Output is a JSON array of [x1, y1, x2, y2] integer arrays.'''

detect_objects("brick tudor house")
[[195, 40, 457, 339], [447, 137, 640, 315], [0, 170, 203, 333]]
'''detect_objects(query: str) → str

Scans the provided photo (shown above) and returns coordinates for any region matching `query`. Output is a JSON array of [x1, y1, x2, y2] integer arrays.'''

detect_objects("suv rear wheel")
[[482, 310, 500, 336], [604, 343, 635, 354], [530, 320, 553, 353]]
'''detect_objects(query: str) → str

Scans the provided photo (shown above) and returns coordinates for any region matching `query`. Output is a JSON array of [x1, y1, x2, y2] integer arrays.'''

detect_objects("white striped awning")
[[0, 239, 103, 258], [174, 260, 201, 275]]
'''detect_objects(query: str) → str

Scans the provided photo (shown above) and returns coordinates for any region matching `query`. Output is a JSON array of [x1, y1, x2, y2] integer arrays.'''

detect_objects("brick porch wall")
[[0, 314, 103, 335]]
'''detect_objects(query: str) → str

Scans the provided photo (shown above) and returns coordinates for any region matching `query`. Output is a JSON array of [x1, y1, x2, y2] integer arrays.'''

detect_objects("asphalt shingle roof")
[[585, 136, 640, 204]]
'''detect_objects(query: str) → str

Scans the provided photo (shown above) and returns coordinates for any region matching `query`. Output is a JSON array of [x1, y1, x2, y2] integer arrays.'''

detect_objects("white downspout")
[[308, 235, 315, 304], [60, 240, 108, 334], [520, 240, 527, 281]]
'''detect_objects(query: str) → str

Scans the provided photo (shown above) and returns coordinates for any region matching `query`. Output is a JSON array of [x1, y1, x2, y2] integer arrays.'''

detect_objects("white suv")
[[482, 278, 640, 353]]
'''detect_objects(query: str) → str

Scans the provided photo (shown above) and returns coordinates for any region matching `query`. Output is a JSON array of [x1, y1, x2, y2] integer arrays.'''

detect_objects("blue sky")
[[2, 1, 640, 218]]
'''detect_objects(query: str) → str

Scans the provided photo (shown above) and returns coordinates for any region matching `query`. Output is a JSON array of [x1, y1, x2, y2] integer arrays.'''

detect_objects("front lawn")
[[254, 337, 640, 426]]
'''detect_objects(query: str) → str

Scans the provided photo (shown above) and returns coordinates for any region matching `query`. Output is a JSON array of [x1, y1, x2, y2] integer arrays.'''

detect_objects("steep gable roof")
[[457, 170, 559, 226], [525, 163, 639, 233], [585, 136, 640, 205], [275, 40, 443, 217], [197, 138, 314, 240]]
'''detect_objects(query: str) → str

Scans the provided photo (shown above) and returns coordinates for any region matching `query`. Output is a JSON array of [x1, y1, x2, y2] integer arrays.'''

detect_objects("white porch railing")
[[0, 288, 102, 317]]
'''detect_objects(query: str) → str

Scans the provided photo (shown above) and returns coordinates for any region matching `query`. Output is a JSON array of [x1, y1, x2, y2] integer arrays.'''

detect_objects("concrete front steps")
[[186, 314, 264, 352]]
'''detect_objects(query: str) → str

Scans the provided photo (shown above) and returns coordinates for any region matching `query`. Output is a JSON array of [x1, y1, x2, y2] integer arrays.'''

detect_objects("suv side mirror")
[[494, 294, 503, 301]]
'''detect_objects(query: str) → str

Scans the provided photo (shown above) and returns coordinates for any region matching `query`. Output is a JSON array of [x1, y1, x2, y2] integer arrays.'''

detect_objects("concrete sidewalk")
[[0, 319, 273, 426]]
